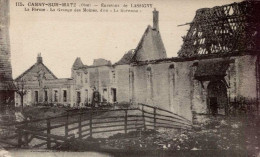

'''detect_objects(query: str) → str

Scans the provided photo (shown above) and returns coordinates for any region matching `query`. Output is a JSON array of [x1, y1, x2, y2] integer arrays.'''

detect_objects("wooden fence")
[[138, 103, 192, 130], [0, 104, 192, 149], [229, 97, 259, 115]]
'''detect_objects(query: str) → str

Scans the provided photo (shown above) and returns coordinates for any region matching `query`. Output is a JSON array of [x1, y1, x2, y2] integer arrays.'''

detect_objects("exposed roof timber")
[[178, 1, 260, 57]]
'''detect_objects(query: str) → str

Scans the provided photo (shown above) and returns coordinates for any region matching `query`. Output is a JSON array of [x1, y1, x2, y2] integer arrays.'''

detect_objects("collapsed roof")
[[178, 1, 260, 57], [115, 49, 135, 65]]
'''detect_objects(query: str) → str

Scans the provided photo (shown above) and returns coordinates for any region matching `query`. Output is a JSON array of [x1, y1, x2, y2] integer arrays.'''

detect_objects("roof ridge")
[[131, 25, 151, 62], [15, 62, 58, 81]]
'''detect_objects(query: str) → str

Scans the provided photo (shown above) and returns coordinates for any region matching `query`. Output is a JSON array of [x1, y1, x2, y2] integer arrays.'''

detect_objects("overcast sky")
[[10, 0, 242, 78]]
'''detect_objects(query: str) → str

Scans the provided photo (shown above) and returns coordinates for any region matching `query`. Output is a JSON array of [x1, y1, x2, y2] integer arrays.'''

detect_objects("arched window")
[[168, 64, 175, 107], [130, 71, 135, 102], [169, 64, 174, 69], [146, 66, 153, 100]]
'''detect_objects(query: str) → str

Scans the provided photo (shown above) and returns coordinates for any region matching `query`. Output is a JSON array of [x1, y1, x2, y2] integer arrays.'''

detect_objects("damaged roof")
[[115, 49, 135, 65], [93, 58, 112, 66], [178, 1, 260, 57]]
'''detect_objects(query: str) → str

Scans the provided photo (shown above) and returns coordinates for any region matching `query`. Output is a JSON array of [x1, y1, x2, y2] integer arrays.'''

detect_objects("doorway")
[[76, 91, 81, 105], [34, 91, 39, 103], [111, 88, 117, 103], [207, 80, 228, 115]]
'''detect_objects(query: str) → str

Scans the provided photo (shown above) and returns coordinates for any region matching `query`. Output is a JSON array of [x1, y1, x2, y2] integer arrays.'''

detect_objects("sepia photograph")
[[0, 0, 259, 156]]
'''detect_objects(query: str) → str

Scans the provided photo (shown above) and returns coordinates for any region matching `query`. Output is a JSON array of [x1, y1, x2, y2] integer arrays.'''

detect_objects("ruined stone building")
[[0, 0, 15, 106], [15, 1, 260, 120]]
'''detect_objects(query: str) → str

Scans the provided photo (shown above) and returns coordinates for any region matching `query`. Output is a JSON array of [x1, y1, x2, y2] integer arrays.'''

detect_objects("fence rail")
[[0, 104, 192, 149], [138, 103, 192, 130]]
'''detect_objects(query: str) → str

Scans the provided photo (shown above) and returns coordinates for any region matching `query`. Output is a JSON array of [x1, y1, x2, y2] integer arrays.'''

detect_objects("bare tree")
[[15, 79, 27, 110]]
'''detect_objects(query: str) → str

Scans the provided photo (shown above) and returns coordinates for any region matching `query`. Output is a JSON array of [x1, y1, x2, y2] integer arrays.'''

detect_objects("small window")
[[44, 91, 48, 102], [146, 66, 152, 99], [54, 90, 58, 102], [63, 90, 67, 102], [169, 64, 174, 69], [76, 91, 81, 104]]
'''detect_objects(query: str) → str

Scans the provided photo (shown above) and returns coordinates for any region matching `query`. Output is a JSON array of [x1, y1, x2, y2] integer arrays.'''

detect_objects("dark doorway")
[[63, 90, 67, 102], [35, 91, 39, 103], [76, 91, 81, 105], [209, 97, 218, 115], [207, 81, 228, 115], [111, 88, 117, 103]]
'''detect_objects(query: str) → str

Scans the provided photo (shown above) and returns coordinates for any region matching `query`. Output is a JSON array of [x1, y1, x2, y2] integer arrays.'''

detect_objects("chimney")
[[37, 53, 42, 63], [153, 8, 159, 30]]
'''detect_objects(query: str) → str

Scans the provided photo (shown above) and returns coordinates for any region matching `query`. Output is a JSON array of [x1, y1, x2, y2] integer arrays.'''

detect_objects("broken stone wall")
[[114, 65, 130, 103], [132, 61, 193, 120]]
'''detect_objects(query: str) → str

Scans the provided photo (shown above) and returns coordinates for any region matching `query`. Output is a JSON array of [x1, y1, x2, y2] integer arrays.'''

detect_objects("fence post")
[[142, 105, 146, 130], [78, 113, 82, 139], [89, 110, 92, 138], [154, 108, 156, 130], [24, 119, 29, 147], [124, 109, 128, 135], [257, 98, 259, 115], [17, 126, 22, 148], [65, 113, 69, 139], [47, 119, 51, 149]]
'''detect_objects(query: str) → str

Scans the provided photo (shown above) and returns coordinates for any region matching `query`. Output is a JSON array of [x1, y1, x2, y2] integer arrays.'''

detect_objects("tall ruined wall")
[[99, 69, 110, 88], [147, 63, 171, 109], [132, 54, 258, 120], [132, 65, 147, 104], [0, 0, 14, 105], [132, 62, 193, 120], [174, 61, 193, 120], [89, 68, 99, 88], [114, 65, 130, 103], [0, 0, 12, 84], [236, 55, 258, 99]]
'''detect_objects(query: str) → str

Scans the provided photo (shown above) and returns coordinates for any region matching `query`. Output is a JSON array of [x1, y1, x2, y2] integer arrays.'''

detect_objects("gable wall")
[[16, 64, 56, 81]]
